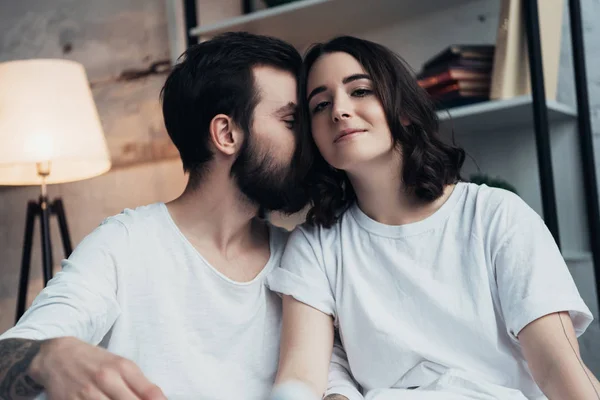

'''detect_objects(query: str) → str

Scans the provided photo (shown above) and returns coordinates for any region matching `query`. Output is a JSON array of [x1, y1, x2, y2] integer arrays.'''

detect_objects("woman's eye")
[[284, 119, 295, 129], [352, 88, 372, 97], [312, 101, 329, 114]]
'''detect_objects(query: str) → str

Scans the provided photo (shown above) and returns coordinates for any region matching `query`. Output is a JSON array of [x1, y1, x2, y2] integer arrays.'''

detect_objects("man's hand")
[[30, 337, 166, 400]]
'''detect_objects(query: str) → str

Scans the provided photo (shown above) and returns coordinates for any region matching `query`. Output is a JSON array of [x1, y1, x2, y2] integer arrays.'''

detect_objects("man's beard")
[[231, 134, 308, 215]]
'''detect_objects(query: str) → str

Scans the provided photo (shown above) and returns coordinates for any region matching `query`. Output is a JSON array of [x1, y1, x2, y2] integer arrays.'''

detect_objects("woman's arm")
[[275, 295, 336, 398], [489, 193, 597, 398], [518, 312, 600, 400]]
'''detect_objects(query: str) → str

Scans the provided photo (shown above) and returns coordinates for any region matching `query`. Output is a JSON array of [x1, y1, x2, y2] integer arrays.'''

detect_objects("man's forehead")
[[253, 66, 297, 89], [251, 66, 298, 112]]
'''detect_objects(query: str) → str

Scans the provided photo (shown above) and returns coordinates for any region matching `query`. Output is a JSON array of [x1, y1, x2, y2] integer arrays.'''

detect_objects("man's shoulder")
[[81, 203, 169, 250], [266, 222, 292, 251], [101, 202, 167, 231]]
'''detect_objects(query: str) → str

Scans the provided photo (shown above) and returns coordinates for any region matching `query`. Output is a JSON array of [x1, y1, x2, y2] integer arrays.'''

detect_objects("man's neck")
[[165, 169, 267, 257]]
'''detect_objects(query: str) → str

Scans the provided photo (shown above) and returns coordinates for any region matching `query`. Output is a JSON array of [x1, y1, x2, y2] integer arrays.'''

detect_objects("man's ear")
[[209, 114, 243, 156]]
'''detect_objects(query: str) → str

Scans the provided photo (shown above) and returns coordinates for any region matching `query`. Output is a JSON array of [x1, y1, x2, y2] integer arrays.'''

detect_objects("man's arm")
[[518, 312, 600, 399], [0, 339, 44, 400], [0, 219, 165, 400], [0, 336, 166, 400], [0, 221, 120, 398]]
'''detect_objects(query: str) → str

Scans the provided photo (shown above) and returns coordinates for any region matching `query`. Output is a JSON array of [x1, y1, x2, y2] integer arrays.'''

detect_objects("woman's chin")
[[329, 154, 375, 172]]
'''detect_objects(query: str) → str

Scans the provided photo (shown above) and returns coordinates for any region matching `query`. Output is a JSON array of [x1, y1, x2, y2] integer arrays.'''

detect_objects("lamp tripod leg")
[[39, 196, 54, 286], [15, 201, 39, 324], [52, 199, 73, 256]]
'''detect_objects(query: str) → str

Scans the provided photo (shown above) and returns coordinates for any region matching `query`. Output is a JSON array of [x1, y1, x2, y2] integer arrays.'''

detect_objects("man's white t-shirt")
[[267, 182, 594, 400], [0, 203, 360, 399]]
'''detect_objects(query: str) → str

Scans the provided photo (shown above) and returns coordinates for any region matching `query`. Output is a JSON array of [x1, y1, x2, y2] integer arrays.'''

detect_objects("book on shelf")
[[489, 0, 564, 100], [427, 81, 491, 98], [418, 44, 494, 110], [432, 91, 490, 110], [419, 59, 492, 78], [422, 44, 495, 71], [418, 67, 491, 89]]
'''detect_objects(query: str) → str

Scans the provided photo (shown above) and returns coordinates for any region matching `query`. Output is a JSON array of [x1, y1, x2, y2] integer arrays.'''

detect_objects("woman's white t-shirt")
[[267, 182, 593, 399]]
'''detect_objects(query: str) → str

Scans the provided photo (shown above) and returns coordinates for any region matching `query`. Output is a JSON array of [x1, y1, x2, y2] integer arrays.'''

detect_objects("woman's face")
[[306, 52, 394, 172]]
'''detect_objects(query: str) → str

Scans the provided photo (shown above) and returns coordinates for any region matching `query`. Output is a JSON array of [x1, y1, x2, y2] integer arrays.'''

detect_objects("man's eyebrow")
[[274, 102, 297, 117], [307, 74, 372, 103]]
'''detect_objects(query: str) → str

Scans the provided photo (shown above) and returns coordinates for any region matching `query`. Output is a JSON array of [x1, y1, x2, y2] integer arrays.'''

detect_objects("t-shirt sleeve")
[[0, 218, 126, 345], [266, 225, 336, 318], [493, 197, 593, 339]]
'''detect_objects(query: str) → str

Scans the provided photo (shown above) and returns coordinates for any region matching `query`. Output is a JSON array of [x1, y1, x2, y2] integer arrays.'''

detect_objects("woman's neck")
[[346, 153, 455, 226]]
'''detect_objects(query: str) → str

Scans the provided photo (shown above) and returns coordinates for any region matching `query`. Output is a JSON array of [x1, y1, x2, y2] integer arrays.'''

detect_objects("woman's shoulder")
[[465, 182, 538, 219], [291, 217, 343, 242], [461, 182, 545, 243], [287, 208, 352, 249]]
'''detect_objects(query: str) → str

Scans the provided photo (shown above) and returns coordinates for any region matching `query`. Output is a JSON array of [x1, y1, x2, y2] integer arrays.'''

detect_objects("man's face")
[[232, 65, 307, 215]]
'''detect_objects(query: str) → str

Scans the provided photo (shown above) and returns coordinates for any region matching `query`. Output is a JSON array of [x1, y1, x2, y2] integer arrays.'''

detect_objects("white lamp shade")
[[0, 59, 111, 185]]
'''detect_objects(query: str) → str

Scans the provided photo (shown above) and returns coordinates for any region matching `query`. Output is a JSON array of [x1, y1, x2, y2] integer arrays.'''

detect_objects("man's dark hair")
[[297, 36, 465, 228], [160, 31, 302, 185]]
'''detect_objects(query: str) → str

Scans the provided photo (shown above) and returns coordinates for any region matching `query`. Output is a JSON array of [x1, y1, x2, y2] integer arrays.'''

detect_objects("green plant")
[[469, 173, 518, 195]]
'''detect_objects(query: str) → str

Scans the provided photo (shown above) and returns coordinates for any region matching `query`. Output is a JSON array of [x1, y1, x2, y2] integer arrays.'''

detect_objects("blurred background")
[[0, 0, 599, 375]]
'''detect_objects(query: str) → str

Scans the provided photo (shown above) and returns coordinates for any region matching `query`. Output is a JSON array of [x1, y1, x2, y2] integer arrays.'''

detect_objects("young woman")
[[266, 36, 599, 400]]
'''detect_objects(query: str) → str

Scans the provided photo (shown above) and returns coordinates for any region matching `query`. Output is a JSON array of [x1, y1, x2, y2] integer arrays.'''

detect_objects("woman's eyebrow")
[[307, 86, 326, 104], [342, 73, 371, 84]]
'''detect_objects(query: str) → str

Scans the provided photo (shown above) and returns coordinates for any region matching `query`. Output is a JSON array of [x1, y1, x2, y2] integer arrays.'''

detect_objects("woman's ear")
[[400, 116, 411, 127], [209, 114, 244, 156]]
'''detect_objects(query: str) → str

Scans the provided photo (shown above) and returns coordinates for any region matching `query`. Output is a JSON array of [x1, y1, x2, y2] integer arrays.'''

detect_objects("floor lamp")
[[0, 59, 112, 323]]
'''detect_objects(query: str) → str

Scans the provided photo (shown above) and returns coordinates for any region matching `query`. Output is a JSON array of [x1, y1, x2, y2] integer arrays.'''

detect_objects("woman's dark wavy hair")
[[298, 36, 465, 228]]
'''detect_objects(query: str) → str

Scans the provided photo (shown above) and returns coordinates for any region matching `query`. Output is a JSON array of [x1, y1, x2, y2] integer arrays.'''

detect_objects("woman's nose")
[[332, 96, 353, 123]]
